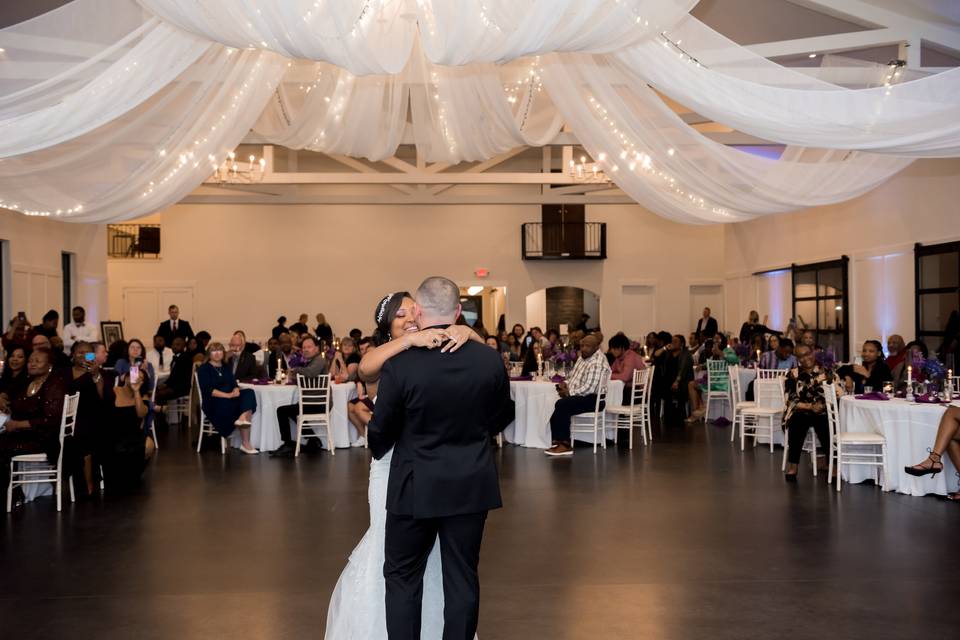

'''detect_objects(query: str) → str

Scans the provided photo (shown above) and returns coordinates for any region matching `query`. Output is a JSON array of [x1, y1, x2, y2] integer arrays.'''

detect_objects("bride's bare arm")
[[440, 324, 485, 353], [358, 328, 448, 383]]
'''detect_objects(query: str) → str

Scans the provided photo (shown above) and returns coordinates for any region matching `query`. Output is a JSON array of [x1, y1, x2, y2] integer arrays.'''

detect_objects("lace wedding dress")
[[324, 448, 449, 639]]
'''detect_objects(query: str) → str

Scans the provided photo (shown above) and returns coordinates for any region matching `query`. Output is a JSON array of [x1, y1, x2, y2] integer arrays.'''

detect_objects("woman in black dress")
[[0, 346, 29, 398], [196, 342, 258, 454], [99, 362, 155, 494], [839, 340, 892, 394], [67, 342, 107, 495], [0, 348, 66, 499]]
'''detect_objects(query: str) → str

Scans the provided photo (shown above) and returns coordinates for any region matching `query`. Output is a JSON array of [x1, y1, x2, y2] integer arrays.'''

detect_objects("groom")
[[368, 276, 515, 640]]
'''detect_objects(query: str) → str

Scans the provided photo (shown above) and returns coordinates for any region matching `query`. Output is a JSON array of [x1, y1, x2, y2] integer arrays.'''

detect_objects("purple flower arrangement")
[[922, 356, 946, 381], [550, 349, 578, 365], [288, 352, 308, 368], [815, 349, 836, 370]]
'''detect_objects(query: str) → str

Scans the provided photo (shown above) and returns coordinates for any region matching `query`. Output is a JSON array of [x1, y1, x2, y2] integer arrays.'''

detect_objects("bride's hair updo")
[[373, 291, 411, 346]]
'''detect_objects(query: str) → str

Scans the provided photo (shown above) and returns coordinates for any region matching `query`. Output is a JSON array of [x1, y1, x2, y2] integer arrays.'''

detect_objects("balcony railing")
[[107, 224, 161, 259], [521, 222, 606, 260]]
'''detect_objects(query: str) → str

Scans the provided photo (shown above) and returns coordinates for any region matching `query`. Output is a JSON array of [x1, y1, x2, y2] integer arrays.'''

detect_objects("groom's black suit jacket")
[[368, 332, 515, 519]]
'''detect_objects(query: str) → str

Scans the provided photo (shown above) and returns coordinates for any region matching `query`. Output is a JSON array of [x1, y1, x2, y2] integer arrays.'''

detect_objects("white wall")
[[724, 159, 960, 349], [0, 209, 107, 330], [107, 202, 725, 343]]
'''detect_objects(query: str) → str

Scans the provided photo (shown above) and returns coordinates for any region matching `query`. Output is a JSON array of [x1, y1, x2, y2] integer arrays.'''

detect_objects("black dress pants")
[[384, 511, 487, 640], [785, 410, 830, 464], [548, 394, 600, 443], [276, 404, 324, 444]]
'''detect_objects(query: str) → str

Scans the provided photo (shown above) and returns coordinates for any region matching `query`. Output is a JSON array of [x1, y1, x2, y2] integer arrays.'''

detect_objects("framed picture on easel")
[[100, 320, 124, 347]]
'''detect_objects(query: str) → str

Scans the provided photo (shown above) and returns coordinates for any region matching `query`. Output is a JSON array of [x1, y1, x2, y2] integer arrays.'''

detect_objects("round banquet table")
[[839, 396, 958, 496], [503, 379, 624, 449], [230, 382, 358, 451]]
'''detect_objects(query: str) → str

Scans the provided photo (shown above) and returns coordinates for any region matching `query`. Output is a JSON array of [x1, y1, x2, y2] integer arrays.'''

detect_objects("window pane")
[[919, 252, 959, 289], [796, 300, 817, 330], [818, 267, 844, 297], [794, 270, 816, 298], [821, 333, 845, 362], [818, 299, 843, 331], [920, 292, 958, 333]]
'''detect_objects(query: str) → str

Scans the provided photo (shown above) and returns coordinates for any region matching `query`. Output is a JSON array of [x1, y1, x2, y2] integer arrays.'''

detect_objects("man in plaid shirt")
[[545, 335, 611, 457]]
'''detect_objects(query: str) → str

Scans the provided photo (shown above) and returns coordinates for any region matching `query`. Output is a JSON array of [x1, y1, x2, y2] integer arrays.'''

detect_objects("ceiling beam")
[[747, 27, 908, 58], [180, 194, 637, 205]]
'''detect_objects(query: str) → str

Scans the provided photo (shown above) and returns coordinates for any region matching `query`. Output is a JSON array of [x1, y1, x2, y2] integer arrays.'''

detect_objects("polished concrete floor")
[[2, 419, 958, 640]]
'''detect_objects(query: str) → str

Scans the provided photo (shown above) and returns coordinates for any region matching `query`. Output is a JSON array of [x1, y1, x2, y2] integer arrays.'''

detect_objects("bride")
[[325, 291, 483, 639]]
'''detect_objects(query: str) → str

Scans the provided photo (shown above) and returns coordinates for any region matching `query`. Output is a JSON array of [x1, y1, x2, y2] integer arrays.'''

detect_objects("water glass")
[[863, 386, 873, 395]]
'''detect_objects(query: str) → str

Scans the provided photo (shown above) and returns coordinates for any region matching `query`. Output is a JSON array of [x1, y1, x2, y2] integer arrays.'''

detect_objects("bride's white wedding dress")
[[325, 448, 448, 639]]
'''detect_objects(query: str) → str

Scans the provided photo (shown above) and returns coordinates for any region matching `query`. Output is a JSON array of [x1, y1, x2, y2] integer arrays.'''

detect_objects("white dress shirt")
[[147, 347, 174, 374], [62, 321, 98, 350]]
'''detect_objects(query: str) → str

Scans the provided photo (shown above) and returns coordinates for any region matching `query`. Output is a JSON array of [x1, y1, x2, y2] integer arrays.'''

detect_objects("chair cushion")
[[606, 406, 642, 415], [11, 453, 50, 463], [735, 401, 755, 409], [837, 432, 885, 444], [740, 407, 782, 415]]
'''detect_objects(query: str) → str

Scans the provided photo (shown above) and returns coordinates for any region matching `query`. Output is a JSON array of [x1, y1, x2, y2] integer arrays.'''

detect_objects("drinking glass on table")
[[863, 386, 873, 395]]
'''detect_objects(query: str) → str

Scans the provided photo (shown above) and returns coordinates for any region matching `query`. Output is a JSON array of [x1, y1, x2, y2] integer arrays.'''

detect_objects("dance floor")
[[2, 419, 957, 640]]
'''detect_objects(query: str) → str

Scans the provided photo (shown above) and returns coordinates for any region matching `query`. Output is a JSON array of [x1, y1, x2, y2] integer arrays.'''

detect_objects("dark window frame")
[[914, 241, 960, 356], [61, 251, 73, 322], [791, 256, 850, 360]]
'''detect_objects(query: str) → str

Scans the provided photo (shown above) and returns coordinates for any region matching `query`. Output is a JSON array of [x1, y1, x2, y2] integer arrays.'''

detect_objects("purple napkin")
[[854, 392, 889, 401], [510, 375, 533, 382], [550, 374, 565, 383], [245, 378, 271, 386], [710, 416, 732, 426], [914, 394, 943, 404]]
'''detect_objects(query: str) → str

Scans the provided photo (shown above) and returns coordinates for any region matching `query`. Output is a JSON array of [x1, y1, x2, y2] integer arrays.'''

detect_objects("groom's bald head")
[[415, 276, 461, 327]]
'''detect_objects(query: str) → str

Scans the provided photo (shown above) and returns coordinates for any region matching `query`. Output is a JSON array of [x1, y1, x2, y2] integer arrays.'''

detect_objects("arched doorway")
[[526, 286, 600, 334]]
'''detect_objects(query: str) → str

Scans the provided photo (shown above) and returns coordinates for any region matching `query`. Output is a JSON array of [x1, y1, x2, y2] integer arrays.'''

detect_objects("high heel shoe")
[[947, 472, 960, 502], [904, 450, 943, 477]]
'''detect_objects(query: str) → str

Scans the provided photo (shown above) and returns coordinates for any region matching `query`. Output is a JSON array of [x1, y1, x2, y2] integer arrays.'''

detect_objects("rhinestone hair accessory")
[[376, 293, 394, 325]]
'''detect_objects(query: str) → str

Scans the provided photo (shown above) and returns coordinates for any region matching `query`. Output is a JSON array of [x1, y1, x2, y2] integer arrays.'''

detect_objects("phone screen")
[[525, 336, 532, 346], [84, 352, 96, 362], [17, 311, 26, 321], [129, 365, 140, 384]]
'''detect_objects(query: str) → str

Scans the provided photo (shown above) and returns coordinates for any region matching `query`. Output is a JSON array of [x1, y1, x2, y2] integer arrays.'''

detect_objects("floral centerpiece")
[[815, 349, 836, 370], [733, 343, 750, 365], [288, 351, 309, 369]]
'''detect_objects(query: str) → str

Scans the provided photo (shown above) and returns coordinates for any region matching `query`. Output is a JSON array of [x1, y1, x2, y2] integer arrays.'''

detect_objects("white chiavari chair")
[[606, 367, 654, 448], [296, 374, 333, 456], [7, 392, 80, 512], [728, 365, 758, 443], [570, 374, 610, 453], [756, 368, 789, 380], [739, 378, 784, 453], [824, 382, 886, 492]]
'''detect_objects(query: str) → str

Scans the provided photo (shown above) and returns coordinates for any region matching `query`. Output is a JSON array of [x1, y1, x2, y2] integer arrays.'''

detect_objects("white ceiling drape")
[[0, 0, 957, 223]]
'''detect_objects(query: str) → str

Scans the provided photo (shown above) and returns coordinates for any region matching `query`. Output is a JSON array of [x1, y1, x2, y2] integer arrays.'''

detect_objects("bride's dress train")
[[325, 448, 447, 639]]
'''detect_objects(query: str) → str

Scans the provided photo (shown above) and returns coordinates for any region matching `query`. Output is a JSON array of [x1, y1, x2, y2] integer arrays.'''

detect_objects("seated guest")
[[272, 336, 330, 457], [268, 333, 295, 378], [358, 336, 375, 357], [34, 309, 60, 339], [686, 334, 738, 421], [194, 331, 212, 354], [665, 334, 694, 423], [315, 313, 334, 345], [885, 334, 907, 371], [904, 405, 960, 501], [115, 338, 155, 385], [67, 341, 108, 496], [546, 329, 561, 352], [272, 316, 289, 340], [545, 335, 611, 457], [839, 340, 892, 394], [0, 346, 29, 398], [106, 339, 128, 368], [157, 304, 194, 345], [504, 334, 523, 362], [154, 336, 193, 403], [767, 334, 781, 353], [62, 306, 97, 352], [530, 327, 550, 350], [609, 333, 646, 404], [3, 315, 34, 353], [783, 345, 835, 481], [800, 330, 820, 352], [266, 336, 279, 354], [484, 335, 501, 351], [749, 333, 765, 362], [739, 310, 781, 345], [759, 338, 797, 370], [290, 313, 310, 335], [93, 341, 108, 367], [348, 328, 363, 343], [146, 334, 173, 376], [0, 348, 66, 499], [891, 340, 928, 391], [32, 334, 71, 373], [227, 331, 259, 380], [196, 343, 258, 454], [511, 323, 526, 345], [99, 359, 155, 493], [330, 337, 360, 383], [520, 341, 544, 377]]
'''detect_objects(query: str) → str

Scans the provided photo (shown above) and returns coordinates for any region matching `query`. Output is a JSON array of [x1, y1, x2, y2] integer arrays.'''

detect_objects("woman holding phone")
[[99, 355, 155, 493], [68, 342, 107, 495]]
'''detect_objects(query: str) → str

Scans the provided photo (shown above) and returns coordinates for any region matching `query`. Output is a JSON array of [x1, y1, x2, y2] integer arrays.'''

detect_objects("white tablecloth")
[[231, 382, 358, 451], [840, 396, 957, 496], [504, 379, 624, 449]]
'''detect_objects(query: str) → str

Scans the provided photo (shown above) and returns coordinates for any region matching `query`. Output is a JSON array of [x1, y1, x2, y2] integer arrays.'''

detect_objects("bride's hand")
[[405, 328, 447, 350], [440, 325, 475, 353]]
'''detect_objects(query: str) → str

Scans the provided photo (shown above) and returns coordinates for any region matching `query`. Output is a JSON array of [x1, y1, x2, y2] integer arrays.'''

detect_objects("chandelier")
[[568, 154, 609, 183], [210, 151, 267, 184]]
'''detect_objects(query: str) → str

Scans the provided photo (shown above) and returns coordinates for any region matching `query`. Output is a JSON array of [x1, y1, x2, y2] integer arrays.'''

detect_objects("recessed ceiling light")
[[808, 53, 817, 58]]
